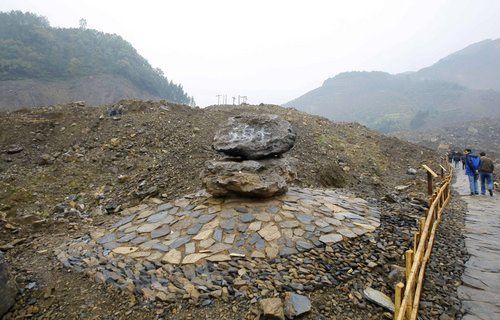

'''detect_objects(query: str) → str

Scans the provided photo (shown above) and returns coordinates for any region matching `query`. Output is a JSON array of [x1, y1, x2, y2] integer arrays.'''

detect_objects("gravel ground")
[[0, 101, 466, 319]]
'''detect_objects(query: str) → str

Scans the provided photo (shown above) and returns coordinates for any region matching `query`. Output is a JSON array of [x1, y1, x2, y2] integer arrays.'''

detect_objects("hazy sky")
[[2, 1, 500, 106]]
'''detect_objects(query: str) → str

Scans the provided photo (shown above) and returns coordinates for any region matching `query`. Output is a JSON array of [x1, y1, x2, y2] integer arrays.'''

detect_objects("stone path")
[[453, 169, 500, 320], [56, 187, 380, 303]]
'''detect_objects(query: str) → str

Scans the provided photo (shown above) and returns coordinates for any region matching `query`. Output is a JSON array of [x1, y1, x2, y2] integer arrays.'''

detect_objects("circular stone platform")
[[56, 187, 380, 302]]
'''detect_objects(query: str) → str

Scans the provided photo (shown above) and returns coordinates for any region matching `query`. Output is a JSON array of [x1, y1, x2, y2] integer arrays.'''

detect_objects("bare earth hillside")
[[0, 101, 467, 320], [0, 101, 439, 218], [0, 75, 160, 110]]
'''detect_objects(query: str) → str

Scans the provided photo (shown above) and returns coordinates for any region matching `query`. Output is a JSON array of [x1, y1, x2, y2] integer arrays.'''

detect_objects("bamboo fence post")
[[426, 171, 433, 195], [395, 161, 453, 320], [405, 250, 414, 319], [419, 218, 425, 233], [394, 282, 404, 320], [413, 232, 419, 253]]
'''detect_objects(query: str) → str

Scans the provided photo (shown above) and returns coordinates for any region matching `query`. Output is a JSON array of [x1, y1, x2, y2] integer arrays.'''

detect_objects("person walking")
[[478, 152, 494, 196], [453, 152, 461, 169], [464, 149, 481, 195]]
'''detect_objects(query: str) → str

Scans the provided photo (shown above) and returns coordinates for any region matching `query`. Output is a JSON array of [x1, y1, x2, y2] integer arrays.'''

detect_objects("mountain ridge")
[[285, 38, 500, 132]]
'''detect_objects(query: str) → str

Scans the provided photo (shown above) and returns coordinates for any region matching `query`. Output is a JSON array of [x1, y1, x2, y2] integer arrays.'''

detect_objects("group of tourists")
[[449, 149, 495, 196]]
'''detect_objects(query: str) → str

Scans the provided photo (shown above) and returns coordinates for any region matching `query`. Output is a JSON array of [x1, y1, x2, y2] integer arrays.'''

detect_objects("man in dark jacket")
[[479, 152, 494, 196], [464, 149, 481, 195]]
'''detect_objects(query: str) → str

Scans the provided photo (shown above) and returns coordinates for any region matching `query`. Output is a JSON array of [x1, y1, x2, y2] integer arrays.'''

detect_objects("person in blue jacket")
[[464, 148, 481, 195]]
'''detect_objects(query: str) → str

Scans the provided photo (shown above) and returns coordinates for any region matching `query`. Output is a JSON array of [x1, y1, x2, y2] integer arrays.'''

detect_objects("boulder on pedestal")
[[202, 158, 296, 198], [204, 113, 297, 198], [0, 252, 17, 317], [213, 113, 296, 160]]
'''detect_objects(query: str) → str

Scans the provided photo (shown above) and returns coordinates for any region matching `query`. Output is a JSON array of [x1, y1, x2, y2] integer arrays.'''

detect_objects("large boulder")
[[213, 114, 296, 160], [202, 158, 296, 198], [0, 252, 17, 317]]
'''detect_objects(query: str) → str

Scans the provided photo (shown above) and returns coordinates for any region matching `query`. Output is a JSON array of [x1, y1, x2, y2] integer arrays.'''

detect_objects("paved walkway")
[[453, 169, 500, 320]]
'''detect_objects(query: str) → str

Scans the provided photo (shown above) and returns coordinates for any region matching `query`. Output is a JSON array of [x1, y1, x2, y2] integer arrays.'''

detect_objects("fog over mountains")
[[286, 39, 500, 132]]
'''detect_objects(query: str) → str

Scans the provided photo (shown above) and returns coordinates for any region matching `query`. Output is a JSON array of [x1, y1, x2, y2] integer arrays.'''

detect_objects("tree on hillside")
[[79, 18, 87, 29]]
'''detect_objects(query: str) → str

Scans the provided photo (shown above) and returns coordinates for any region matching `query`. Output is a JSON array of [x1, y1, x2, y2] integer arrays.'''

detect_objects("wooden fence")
[[394, 161, 453, 320]]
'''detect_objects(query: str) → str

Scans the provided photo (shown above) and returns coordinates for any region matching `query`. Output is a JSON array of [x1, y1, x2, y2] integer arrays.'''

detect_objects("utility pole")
[[216, 94, 221, 105]]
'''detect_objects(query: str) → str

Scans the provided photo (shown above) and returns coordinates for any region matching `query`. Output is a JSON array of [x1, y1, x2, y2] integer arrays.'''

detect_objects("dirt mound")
[[0, 100, 467, 320], [0, 100, 438, 221]]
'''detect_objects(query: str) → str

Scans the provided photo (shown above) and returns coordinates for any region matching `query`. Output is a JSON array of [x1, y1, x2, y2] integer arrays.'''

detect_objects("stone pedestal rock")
[[202, 158, 296, 198]]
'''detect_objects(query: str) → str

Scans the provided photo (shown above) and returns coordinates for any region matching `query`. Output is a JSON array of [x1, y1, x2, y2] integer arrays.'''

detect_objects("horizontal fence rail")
[[394, 161, 453, 320]]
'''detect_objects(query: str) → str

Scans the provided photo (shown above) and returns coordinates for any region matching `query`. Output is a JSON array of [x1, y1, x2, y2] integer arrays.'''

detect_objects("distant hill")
[[285, 39, 500, 133], [414, 39, 500, 91], [0, 11, 192, 109], [286, 71, 500, 132]]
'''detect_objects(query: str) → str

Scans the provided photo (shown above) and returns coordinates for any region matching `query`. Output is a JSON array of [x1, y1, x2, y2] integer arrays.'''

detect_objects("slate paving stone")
[[97, 233, 116, 244], [238, 224, 249, 232], [157, 203, 173, 211], [280, 220, 299, 228], [266, 206, 280, 214], [239, 213, 255, 223], [140, 240, 160, 249], [130, 236, 148, 245], [188, 211, 202, 218], [220, 219, 236, 231], [213, 228, 223, 242], [117, 232, 137, 243], [304, 224, 316, 232], [187, 223, 203, 235], [185, 242, 196, 254], [296, 240, 314, 251], [249, 233, 263, 245], [147, 212, 170, 223], [102, 242, 120, 250], [198, 214, 216, 224], [256, 239, 265, 250], [297, 214, 314, 224], [280, 247, 298, 256], [151, 227, 171, 239], [319, 226, 335, 233], [151, 243, 169, 252], [169, 236, 192, 249], [224, 234, 236, 244], [112, 214, 137, 228]]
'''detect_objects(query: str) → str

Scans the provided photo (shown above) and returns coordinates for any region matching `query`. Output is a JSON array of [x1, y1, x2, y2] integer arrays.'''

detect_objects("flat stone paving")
[[453, 169, 500, 320], [56, 187, 380, 302]]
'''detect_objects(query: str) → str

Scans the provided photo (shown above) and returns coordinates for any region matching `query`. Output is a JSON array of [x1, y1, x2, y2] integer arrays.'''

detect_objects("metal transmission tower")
[[237, 95, 248, 105]]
